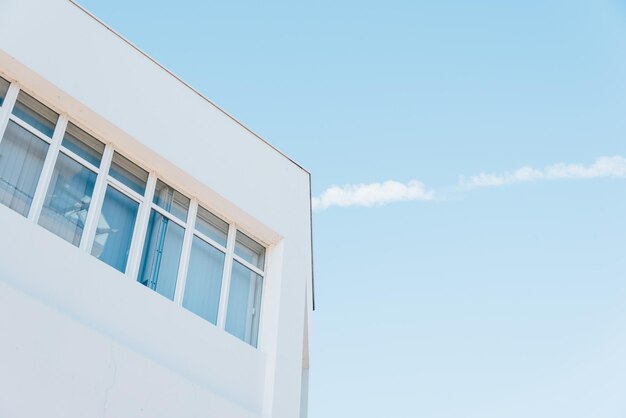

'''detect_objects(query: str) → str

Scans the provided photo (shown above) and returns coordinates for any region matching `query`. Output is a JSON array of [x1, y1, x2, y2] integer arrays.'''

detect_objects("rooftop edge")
[[68, 0, 311, 177]]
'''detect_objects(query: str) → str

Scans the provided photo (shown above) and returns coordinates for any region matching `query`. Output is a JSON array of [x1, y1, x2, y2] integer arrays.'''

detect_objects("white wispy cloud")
[[460, 155, 626, 188], [312, 180, 434, 211], [313, 156, 626, 211]]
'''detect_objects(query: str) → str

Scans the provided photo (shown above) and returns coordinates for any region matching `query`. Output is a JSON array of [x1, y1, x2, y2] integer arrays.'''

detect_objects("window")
[[92, 186, 139, 272], [38, 123, 104, 246], [0, 79, 269, 348], [90, 152, 147, 273], [226, 232, 265, 347], [195, 205, 228, 247], [0, 76, 9, 107], [0, 121, 49, 216], [234, 231, 265, 270], [62, 122, 105, 167], [137, 180, 188, 300], [153, 179, 189, 220], [109, 152, 148, 195], [11, 91, 58, 138], [182, 206, 229, 324], [0, 92, 59, 217]]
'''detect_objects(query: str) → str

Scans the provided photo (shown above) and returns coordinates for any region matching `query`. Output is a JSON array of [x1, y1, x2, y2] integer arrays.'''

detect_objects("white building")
[[0, 1, 313, 417]]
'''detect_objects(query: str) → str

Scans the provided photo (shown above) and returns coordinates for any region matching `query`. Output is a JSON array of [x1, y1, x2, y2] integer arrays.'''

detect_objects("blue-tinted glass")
[[196, 206, 228, 247], [91, 186, 139, 273], [153, 179, 189, 220], [0, 77, 9, 107], [11, 92, 58, 138], [234, 231, 265, 270], [225, 261, 263, 347], [138, 210, 184, 300], [39, 153, 97, 246], [182, 236, 225, 324], [0, 121, 49, 216], [109, 152, 147, 195], [61, 123, 104, 167]]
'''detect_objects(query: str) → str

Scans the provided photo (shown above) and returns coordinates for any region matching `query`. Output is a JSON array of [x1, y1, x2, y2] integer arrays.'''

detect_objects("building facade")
[[0, 1, 313, 417]]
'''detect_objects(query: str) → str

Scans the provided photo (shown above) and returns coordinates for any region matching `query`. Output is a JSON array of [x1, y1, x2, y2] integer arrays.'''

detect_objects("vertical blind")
[[0, 80, 268, 347]]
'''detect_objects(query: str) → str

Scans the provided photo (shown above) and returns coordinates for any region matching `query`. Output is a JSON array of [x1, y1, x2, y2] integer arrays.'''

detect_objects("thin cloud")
[[460, 155, 626, 188], [312, 180, 434, 211], [313, 156, 626, 211]]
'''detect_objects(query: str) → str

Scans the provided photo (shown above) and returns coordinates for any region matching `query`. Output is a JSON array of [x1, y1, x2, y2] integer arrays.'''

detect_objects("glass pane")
[[12, 91, 58, 138], [225, 260, 263, 347], [138, 210, 184, 300], [61, 122, 104, 167], [38, 153, 97, 246], [234, 231, 265, 270], [182, 236, 225, 324], [0, 121, 49, 216], [91, 186, 139, 273], [109, 152, 147, 195], [153, 179, 189, 221], [0, 77, 9, 107], [196, 206, 228, 247]]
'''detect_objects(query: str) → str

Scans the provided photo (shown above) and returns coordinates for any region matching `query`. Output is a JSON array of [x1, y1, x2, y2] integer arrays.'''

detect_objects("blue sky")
[[79, 1, 626, 416]]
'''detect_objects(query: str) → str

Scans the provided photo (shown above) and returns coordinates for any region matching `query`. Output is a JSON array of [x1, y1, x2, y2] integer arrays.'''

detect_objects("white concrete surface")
[[0, 205, 265, 417], [0, 0, 313, 416]]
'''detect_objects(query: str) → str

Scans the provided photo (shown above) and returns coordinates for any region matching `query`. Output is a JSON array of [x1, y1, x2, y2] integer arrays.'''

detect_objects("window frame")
[[136, 179, 190, 300], [85, 149, 149, 274], [222, 232, 266, 346], [0, 76, 11, 107], [0, 78, 269, 348], [0, 85, 68, 223], [35, 121, 108, 247]]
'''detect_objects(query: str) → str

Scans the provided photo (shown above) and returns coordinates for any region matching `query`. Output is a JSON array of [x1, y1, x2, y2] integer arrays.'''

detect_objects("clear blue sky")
[[79, 1, 626, 416]]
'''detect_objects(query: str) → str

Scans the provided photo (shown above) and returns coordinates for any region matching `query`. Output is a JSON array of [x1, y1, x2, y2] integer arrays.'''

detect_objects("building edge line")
[[68, 0, 311, 176]]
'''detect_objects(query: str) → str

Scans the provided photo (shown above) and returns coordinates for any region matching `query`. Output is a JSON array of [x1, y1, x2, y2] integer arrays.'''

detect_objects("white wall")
[[0, 206, 262, 417], [0, 0, 313, 416]]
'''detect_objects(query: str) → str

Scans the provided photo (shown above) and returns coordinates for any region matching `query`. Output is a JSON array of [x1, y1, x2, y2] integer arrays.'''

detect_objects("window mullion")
[[244, 275, 257, 343], [192, 229, 227, 254], [0, 83, 20, 146], [126, 172, 157, 279], [217, 224, 237, 329], [150, 202, 186, 228], [28, 114, 68, 222], [232, 254, 265, 277], [8, 115, 54, 144], [173, 199, 198, 306], [106, 176, 144, 202], [58, 146, 100, 174], [80, 144, 113, 253]]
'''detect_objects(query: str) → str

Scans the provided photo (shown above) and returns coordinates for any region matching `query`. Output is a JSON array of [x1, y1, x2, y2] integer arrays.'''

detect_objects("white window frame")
[[0, 78, 269, 348], [31, 120, 112, 249], [85, 150, 152, 275], [133, 179, 190, 296]]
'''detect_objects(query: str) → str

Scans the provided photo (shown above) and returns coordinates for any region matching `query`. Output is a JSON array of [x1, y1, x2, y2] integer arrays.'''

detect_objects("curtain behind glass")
[[0, 121, 49, 216], [38, 153, 97, 246], [153, 179, 189, 221], [61, 122, 104, 168], [91, 186, 139, 273], [11, 92, 58, 138], [234, 231, 265, 270], [196, 206, 228, 247], [109, 152, 147, 195], [0, 77, 9, 107], [225, 261, 263, 346], [138, 210, 184, 300], [182, 236, 225, 324]]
